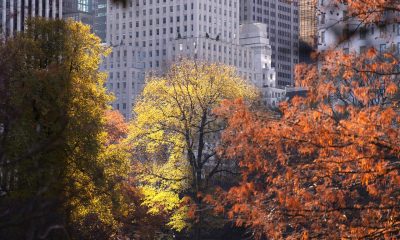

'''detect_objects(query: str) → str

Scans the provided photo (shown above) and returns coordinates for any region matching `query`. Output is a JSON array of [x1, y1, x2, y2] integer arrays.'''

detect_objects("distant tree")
[[0, 19, 130, 239], [127, 60, 256, 240], [104, 110, 128, 145]]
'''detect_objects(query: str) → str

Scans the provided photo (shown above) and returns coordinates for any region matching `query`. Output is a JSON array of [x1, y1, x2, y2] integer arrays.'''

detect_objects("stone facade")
[[104, 0, 284, 119], [240, 0, 299, 86]]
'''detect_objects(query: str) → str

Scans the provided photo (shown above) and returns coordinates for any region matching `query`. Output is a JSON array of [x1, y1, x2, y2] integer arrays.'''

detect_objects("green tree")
[[0, 18, 130, 239], [127, 60, 256, 239]]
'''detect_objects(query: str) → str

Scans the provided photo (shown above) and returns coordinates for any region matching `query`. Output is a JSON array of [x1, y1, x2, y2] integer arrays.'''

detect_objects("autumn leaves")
[[127, 61, 256, 239], [212, 44, 400, 238], [124, 46, 399, 238]]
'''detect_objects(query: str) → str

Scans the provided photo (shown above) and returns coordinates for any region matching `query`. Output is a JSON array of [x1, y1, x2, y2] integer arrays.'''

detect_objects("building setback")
[[104, 0, 290, 119], [0, 0, 62, 38], [239, 0, 299, 87]]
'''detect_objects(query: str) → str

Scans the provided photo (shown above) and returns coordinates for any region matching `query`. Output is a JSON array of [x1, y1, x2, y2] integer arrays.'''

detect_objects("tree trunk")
[[193, 168, 203, 240], [193, 197, 202, 240]]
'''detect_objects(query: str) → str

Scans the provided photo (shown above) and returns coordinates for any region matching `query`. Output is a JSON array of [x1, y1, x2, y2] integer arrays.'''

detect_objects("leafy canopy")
[[0, 18, 130, 239], [213, 39, 400, 240], [127, 60, 256, 233]]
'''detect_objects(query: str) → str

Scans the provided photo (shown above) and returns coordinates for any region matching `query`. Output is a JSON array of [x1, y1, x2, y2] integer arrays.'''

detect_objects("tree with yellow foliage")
[[127, 60, 256, 239]]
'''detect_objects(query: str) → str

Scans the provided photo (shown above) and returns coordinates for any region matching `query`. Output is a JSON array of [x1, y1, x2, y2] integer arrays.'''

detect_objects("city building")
[[62, 0, 93, 27], [93, 0, 106, 41], [299, 0, 317, 62], [104, 0, 287, 119], [0, 0, 63, 38], [317, 1, 400, 54], [239, 0, 299, 87]]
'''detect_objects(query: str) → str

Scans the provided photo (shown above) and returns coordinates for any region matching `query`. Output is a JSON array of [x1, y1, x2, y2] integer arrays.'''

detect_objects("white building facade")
[[1, 0, 62, 38], [239, 0, 300, 87], [317, 1, 400, 54], [105, 0, 285, 119]]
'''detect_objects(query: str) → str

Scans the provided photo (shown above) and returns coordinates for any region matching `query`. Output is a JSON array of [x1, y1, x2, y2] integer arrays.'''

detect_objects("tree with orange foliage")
[[212, 5, 400, 237], [104, 110, 128, 145]]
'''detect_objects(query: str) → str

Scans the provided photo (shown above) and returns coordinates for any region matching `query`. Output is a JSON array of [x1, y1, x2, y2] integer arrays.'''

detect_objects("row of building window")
[[109, 25, 234, 41], [135, 0, 236, 7], [320, 24, 400, 44], [124, 7, 236, 18], [356, 42, 400, 54]]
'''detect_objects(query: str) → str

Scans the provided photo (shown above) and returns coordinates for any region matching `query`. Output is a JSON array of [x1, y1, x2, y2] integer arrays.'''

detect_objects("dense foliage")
[[213, 48, 400, 238], [211, 3, 400, 236], [127, 61, 256, 239], [1, 0, 400, 238], [0, 19, 131, 239]]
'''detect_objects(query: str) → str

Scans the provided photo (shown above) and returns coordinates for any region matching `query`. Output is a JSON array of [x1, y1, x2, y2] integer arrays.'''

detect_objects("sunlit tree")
[[127, 60, 256, 239]]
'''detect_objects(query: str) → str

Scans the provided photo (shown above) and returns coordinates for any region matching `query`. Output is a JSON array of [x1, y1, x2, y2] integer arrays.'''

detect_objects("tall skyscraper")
[[104, 0, 285, 119], [299, 0, 317, 62], [1, 0, 62, 38], [239, 0, 299, 87], [62, 0, 93, 27], [93, 0, 106, 41]]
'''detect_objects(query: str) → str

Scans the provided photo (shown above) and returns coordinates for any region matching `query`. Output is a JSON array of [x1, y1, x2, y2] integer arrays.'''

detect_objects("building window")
[[379, 44, 386, 53], [359, 27, 367, 39], [320, 13, 325, 24], [320, 31, 325, 44], [379, 25, 387, 37]]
